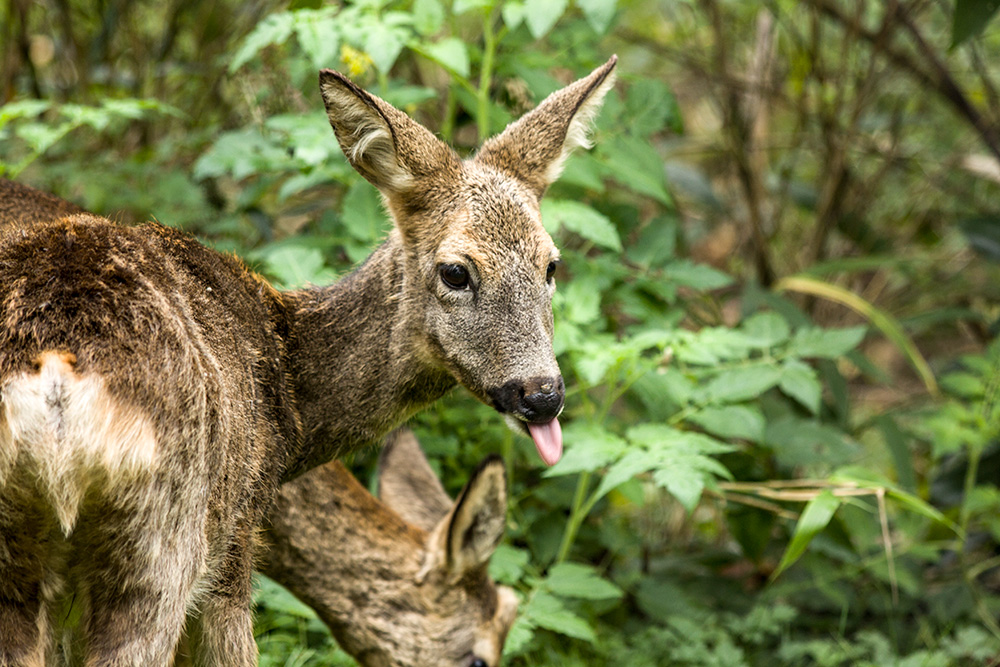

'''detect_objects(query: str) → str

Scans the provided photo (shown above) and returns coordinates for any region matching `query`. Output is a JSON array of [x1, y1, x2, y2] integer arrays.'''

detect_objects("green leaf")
[[576, 0, 617, 33], [421, 37, 470, 78], [253, 574, 319, 619], [489, 544, 530, 585], [503, 616, 536, 655], [230, 12, 295, 72], [591, 449, 656, 502], [294, 11, 341, 69], [787, 326, 866, 359], [700, 365, 783, 404], [365, 22, 408, 73], [524, 0, 569, 39], [501, 0, 526, 28], [779, 359, 822, 414], [541, 199, 622, 251], [662, 259, 733, 290], [340, 180, 390, 244], [543, 562, 623, 600], [772, 490, 841, 579], [952, 0, 1000, 47], [600, 134, 672, 204], [561, 278, 601, 324], [652, 467, 705, 513], [259, 245, 338, 289], [413, 0, 445, 35], [742, 311, 791, 348], [545, 423, 628, 477], [688, 405, 765, 442], [453, 0, 494, 14], [523, 591, 596, 642]]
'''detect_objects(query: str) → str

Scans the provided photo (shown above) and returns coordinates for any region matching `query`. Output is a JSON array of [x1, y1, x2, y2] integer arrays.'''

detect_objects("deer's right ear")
[[378, 428, 452, 533], [427, 456, 507, 582], [319, 70, 458, 200]]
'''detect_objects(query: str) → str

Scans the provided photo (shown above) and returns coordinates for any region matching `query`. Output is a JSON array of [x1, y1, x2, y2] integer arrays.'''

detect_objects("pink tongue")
[[527, 419, 563, 466]]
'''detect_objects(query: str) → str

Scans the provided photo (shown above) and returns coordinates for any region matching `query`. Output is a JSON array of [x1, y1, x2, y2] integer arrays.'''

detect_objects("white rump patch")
[[0, 352, 158, 534]]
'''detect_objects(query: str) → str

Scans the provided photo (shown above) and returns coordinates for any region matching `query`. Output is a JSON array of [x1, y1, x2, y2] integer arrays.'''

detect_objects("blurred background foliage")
[[3, 0, 1000, 664]]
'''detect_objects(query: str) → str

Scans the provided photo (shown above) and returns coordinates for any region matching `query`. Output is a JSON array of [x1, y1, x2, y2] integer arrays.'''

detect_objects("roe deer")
[[0, 56, 616, 665], [258, 428, 517, 667]]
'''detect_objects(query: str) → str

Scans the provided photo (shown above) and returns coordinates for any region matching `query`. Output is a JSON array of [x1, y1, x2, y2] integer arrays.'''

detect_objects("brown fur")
[[0, 56, 615, 666], [257, 429, 516, 667]]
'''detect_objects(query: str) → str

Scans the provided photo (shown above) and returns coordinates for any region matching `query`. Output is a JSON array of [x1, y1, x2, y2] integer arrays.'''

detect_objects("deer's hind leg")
[[0, 491, 55, 667], [186, 522, 257, 667], [72, 479, 209, 667]]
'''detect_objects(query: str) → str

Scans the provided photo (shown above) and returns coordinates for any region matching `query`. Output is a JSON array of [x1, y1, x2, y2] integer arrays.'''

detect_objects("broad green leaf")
[[940, 371, 985, 398], [700, 365, 783, 404], [294, 11, 341, 69], [421, 37, 470, 78], [524, 0, 568, 39], [253, 574, 319, 619], [340, 180, 389, 243], [787, 326, 866, 359], [742, 311, 791, 348], [591, 449, 656, 502], [765, 416, 859, 468], [365, 22, 407, 73], [688, 405, 765, 442], [662, 259, 733, 291], [489, 544, 530, 585], [523, 591, 596, 642], [501, 1, 526, 28], [562, 279, 601, 324], [577, 0, 617, 33], [413, 0, 445, 35], [230, 12, 295, 72], [626, 424, 735, 456], [952, 0, 1000, 47], [454, 0, 494, 14], [772, 490, 841, 579], [652, 467, 705, 513], [260, 245, 338, 289], [545, 423, 627, 477], [541, 199, 622, 251], [600, 134, 672, 204], [779, 359, 822, 414], [543, 562, 623, 600], [503, 616, 536, 655]]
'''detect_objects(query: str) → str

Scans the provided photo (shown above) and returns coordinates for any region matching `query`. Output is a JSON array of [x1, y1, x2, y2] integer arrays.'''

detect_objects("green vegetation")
[[3, 0, 1000, 664]]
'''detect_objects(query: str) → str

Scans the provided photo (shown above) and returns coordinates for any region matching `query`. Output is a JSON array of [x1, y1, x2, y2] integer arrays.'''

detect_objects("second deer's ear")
[[474, 55, 618, 198], [378, 428, 452, 532], [319, 70, 459, 200], [441, 456, 507, 578]]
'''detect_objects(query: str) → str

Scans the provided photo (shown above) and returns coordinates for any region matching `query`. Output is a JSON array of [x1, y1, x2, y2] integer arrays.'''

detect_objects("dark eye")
[[470, 659, 488, 667], [546, 260, 559, 282], [440, 264, 470, 290]]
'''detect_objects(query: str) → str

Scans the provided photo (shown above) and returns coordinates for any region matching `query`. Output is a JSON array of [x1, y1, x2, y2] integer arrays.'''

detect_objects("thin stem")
[[476, 7, 497, 141], [554, 471, 592, 565]]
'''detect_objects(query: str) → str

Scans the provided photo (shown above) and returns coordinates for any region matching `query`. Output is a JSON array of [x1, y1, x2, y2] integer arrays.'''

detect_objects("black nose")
[[489, 376, 564, 423]]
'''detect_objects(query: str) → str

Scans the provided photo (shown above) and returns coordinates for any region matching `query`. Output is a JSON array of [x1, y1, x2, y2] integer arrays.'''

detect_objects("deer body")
[[260, 429, 517, 667], [0, 56, 616, 665]]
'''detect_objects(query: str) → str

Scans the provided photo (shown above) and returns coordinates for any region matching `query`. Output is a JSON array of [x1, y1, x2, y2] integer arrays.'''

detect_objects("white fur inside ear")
[[544, 69, 617, 185], [321, 81, 414, 194]]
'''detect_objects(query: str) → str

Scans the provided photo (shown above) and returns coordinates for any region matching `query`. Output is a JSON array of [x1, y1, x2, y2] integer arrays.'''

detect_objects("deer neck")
[[280, 238, 454, 480], [261, 462, 424, 663]]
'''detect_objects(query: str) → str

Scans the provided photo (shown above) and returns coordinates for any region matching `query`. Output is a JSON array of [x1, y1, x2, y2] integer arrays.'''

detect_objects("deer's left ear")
[[474, 55, 617, 198], [419, 456, 507, 583], [378, 428, 452, 532]]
